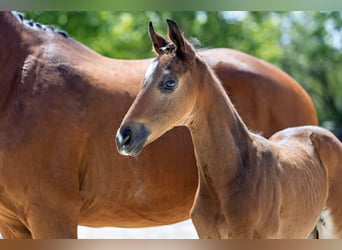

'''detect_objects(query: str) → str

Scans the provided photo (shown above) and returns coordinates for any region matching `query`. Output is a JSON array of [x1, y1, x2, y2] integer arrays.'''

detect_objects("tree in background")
[[23, 11, 342, 139], [276, 12, 342, 138], [22, 11, 284, 60]]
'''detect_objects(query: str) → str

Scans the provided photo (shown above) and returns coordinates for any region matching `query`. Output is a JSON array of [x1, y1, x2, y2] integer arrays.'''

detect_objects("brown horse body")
[[116, 20, 342, 238], [0, 12, 317, 238]]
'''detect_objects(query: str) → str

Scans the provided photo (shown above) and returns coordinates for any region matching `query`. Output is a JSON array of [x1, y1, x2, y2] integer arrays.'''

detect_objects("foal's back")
[[267, 125, 342, 238]]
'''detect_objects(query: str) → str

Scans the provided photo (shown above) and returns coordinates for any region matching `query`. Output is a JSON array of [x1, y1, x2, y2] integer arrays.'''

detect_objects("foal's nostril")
[[122, 127, 133, 147], [116, 122, 150, 156]]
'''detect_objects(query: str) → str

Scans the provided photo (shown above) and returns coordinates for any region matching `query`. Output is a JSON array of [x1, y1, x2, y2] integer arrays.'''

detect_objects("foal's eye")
[[164, 80, 177, 91]]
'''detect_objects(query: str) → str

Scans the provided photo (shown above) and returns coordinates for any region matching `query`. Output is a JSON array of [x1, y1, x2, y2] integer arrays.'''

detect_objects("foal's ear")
[[149, 21, 169, 55], [166, 19, 195, 60]]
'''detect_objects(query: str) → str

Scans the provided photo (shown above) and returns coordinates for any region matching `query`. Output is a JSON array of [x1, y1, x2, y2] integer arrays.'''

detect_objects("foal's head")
[[116, 19, 202, 157]]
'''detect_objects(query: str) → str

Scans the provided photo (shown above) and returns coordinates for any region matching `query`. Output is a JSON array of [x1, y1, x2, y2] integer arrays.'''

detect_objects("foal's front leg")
[[190, 186, 222, 239], [191, 185, 262, 239]]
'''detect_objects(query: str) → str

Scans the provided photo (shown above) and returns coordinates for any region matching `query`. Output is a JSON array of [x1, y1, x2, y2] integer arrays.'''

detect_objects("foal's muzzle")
[[116, 121, 150, 157]]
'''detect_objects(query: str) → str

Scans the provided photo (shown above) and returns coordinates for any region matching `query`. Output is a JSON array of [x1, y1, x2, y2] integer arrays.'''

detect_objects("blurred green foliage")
[[23, 11, 285, 60], [23, 11, 342, 136]]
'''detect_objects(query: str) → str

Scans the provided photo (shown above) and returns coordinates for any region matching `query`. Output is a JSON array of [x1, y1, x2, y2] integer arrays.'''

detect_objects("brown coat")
[[0, 12, 317, 238]]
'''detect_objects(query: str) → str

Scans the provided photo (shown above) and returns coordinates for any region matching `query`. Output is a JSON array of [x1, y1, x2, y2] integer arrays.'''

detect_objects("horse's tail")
[[310, 127, 342, 238]]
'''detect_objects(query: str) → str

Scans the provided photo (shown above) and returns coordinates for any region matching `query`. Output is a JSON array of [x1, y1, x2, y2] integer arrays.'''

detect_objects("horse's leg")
[[25, 142, 82, 238], [307, 227, 319, 239], [191, 185, 256, 239], [190, 185, 222, 239], [0, 221, 32, 239], [191, 195, 256, 239], [316, 175, 342, 238], [25, 177, 80, 238], [310, 130, 342, 238], [322, 167, 342, 238], [27, 204, 78, 238], [191, 206, 221, 239]]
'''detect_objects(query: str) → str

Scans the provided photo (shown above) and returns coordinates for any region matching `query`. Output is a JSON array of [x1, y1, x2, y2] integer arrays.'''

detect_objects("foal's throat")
[[188, 72, 252, 188]]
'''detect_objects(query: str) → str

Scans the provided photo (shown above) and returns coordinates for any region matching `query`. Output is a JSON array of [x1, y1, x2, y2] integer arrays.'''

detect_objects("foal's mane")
[[12, 11, 69, 38]]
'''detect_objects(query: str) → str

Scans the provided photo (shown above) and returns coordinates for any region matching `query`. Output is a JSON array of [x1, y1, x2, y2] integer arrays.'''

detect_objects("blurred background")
[[18, 11, 342, 238], [23, 11, 342, 139]]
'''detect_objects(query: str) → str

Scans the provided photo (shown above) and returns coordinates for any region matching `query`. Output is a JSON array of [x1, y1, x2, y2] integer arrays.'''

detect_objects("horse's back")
[[269, 125, 340, 163]]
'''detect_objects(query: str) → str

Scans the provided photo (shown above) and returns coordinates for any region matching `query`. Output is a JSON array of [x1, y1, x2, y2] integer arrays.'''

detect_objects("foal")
[[116, 20, 342, 238]]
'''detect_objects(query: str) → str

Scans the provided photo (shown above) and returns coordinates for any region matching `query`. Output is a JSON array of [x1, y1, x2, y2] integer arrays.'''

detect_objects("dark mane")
[[12, 11, 69, 38]]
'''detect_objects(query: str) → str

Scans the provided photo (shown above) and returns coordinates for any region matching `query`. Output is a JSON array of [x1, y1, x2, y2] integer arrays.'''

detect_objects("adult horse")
[[116, 19, 342, 239], [0, 11, 317, 238]]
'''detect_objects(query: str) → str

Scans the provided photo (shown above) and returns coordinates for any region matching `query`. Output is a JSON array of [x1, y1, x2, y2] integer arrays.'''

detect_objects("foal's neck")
[[188, 58, 254, 189]]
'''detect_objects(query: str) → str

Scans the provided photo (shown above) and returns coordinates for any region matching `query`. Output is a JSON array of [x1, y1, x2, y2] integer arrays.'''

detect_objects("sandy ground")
[[78, 219, 198, 239]]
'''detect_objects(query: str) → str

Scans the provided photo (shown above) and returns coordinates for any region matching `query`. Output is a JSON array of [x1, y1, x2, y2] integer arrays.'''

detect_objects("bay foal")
[[116, 20, 342, 238]]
